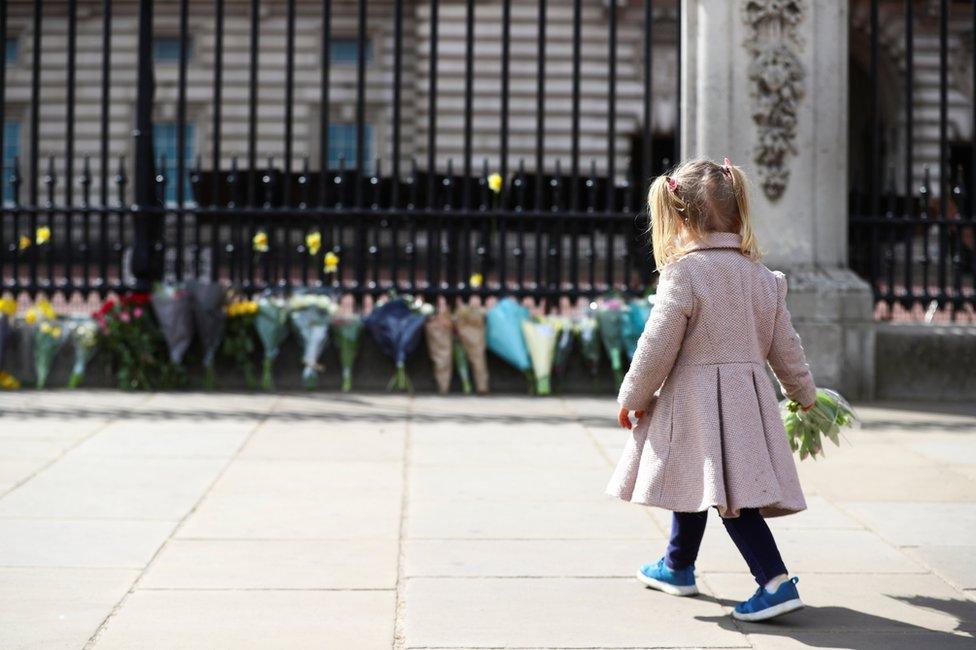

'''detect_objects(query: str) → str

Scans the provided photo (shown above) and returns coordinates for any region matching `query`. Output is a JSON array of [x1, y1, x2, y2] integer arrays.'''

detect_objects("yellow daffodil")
[[469, 272, 483, 289], [37, 298, 55, 320], [24, 309, 37, 325], [18, 235, 31, 251], [324, 251, 339, 274], [39, 321, 52, 334], [487, 173, 503, 194], [252, 231, 269, 253], [35, 226, 51, 245], [0, 297, 15, 317], [0, 371, 20, 390], [305, 231, 322, 256], [50, 327, 62, 339]]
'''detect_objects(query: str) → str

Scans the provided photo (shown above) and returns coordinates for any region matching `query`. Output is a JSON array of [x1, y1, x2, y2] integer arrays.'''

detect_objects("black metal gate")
[[0, 0, 680, 302]]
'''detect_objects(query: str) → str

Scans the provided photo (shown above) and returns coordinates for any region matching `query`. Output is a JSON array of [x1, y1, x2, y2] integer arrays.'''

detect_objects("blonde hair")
[[648, 157, 761, 269]]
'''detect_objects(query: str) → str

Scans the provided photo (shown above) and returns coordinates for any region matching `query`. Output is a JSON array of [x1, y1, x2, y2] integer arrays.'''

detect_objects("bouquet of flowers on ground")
[[222, 297, 260, 389], [424, 310, 454, 394], [151, 283, 194, 365], [594, 296, 626, 388], [551, 316, 574, 388], [188, 280, 227, 390], [33, 320, 65, 389], [520, 315, 562, 396], [575, 314, 601, 378], [66, 316, 98, 388], [255, 294, 290, 391], [452, 336, 473, 394], [486, 297, 532, 391], [365, 293, 432, 392], [622, 296, 654, 360], [331, 313, 363, 392], [95, 292, 183, 390], [288, 291, 338, 389], [780, 389, 860, 460], [0, 296, 15, 388], [454, 304, 489, 394]]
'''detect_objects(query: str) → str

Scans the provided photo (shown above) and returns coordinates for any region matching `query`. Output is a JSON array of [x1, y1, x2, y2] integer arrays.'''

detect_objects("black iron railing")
[[848, 0, 976, 321], [0, 0, 680, 302]]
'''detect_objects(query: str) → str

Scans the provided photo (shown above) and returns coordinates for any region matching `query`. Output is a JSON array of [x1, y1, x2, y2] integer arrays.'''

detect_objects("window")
[[154, 36, 192, 63], [327, 123, 372, 170], [153, 122, 195, 204], [4, 37, 17, 64], [330, 38, 372, 64], [2, 121, 19, 204]]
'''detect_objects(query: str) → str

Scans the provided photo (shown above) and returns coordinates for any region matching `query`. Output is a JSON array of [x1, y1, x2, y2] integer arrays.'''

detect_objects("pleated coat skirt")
[[607, 232, 817, 518]]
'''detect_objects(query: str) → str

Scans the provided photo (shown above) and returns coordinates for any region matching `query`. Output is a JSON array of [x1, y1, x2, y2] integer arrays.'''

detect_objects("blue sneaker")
[[731, 576, 804, 621], [636, 558, 698, 596]]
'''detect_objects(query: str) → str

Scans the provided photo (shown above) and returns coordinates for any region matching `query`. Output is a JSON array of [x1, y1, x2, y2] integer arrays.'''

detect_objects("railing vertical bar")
[[176, 0, 188, 282], [462, 0, 474, 211], [606, 0, 617, 213], [391, 0, 403, 210], [937, 0, 948, 302], [642, 0, 653, 189], [535, 0, 546, 212], [498, 0, 511, 289], [319, 0, 331, 210], [869, 0, 879, 220], [354, 0, 367, 292], [247, 0, 259, 209], [210, 0, 224, 282], [283, 0, 295, 210], [99, 0, 111, 289], [674, 0, 681, 157], [903, 0, 914, 308], [570, 0, 581, 212], [64, 0, 77, 290], [28, 0, 40, 290], [0, 0, 7, 285], [426, 0, 438, 290]]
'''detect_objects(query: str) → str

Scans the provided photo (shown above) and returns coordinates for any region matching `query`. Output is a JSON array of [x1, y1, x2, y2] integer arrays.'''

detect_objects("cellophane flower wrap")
[[551, 316, 574, 387], [780, 388, 860, 460], [574, 315, 601, 378], [222, 298, 260, 389], [594, 297, 626, 388], [454, 304, 489, 394], [187, 280, 226, 389], [364, 295, 431, 392], [424, 310, 454, 394], [622, 296, 653, 360], [486, 297, 532, 390], [331, 314, 363, 392], [67, 317, 98, 388], [0, 296, 15, 386], [151, 283, 194, 365], [33, 320, 65, 389], [288, 292, 338, 389], [520, 316, 561, 396], [254, 294, 290, 391], [452, 338, 473, 394]]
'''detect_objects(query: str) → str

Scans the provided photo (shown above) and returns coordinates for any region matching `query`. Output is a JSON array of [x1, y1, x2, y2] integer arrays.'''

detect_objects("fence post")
[[130, 0, 162, 292]]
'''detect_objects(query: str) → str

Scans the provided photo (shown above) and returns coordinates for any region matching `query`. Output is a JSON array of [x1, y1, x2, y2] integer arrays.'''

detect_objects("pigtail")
[[648, 174, 687, 269], [725, 162, 762, 261]]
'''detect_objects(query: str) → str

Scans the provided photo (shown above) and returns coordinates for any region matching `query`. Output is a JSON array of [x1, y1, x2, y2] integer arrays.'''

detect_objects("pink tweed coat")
[[606, 231, 816, 518]]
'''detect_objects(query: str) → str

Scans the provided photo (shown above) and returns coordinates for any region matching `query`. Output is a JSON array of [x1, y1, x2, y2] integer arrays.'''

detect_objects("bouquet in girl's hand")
[[67, 317, 98, 389], [364, 294, 432, 393], [780, 389, 860, 460], [34, 320, 65, 389], [331, 314, 363, 392], [151, 284, 195, 365], [255, 294, 290, 391], [288, 292, 338, 389]]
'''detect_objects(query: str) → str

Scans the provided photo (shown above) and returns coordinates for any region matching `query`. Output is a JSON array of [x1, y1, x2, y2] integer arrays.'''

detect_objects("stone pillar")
[[680, 0, 875, 398]]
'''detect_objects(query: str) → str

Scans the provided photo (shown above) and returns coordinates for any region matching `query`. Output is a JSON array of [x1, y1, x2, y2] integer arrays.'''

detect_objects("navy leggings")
[[664, 508, 787, 586]]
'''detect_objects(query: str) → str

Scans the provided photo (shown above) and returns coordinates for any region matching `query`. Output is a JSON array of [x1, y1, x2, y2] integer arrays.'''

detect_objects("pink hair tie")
[[722, 157, 733, 177], [666, 176, 678, 192]]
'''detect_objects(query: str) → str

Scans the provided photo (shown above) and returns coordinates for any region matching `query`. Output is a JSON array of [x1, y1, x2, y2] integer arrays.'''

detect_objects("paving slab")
[[0, 566, 138, 650], [205, 459, 402, 497], [402, 576, 748, 648], [406, 498, 658, 539], [908, 438, 976, 465], [72, 421, 252, 458], [240, 424, 405, 462], [92, 589, 395, 650], [645, 496, 863, 532], [410, 435, 604, 468], [906, 546, 976, 591], [702, 572, 976, 635], [799, 463, 976, 502], [0, 456, 226, 520], [0, 518, 175, 568], [841, 502, 976, 547], [0, 457, 49, 493], [409, 465, 613, 501], [743, 630, 976, 649], [141, 539, 398, 589], [403, 539, 662, 578]]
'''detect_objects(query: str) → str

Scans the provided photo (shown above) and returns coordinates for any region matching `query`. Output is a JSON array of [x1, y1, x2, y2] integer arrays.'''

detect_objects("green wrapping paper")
[[331, 315, 363, 392], [254, 295, 290, 391]]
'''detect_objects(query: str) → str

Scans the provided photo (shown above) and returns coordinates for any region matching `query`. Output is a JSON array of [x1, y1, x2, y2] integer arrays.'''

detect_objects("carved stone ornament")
[[743, 0, 805, 201]]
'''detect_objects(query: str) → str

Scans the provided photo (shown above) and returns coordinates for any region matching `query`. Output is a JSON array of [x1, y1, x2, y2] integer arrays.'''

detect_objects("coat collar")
[[684, 231, 743, 252]]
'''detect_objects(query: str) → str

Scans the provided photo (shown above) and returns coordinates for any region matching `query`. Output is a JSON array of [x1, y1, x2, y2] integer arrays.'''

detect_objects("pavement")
[[0, 391, 974, 649]]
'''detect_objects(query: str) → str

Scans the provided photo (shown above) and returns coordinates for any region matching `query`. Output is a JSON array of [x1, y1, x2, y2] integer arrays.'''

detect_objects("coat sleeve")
[[767, 272, 817, 408], [617, 262, 693, 411]]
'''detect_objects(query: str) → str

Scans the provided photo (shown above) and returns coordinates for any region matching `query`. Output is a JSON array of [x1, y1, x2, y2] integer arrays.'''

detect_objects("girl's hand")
[[618, 408, 646, 430]]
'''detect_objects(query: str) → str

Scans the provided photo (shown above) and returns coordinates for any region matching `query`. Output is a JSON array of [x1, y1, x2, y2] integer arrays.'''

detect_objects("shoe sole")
[[731, 598, 804, 622], [635, 569, 699, 597]]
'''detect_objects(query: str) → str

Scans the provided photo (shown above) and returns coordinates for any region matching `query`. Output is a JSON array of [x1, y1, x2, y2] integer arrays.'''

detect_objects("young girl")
[[608, 157, 816, 622]]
